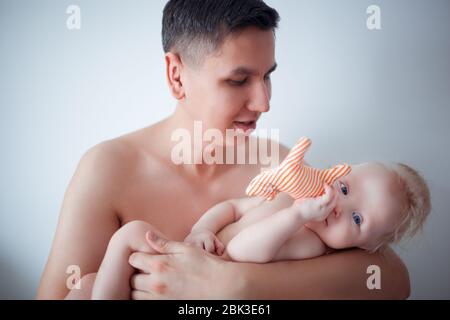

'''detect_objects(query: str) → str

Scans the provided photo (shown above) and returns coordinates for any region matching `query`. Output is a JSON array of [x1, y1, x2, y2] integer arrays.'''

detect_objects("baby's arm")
[[185, 197, 265, 254], [227, 185, 335, 263]]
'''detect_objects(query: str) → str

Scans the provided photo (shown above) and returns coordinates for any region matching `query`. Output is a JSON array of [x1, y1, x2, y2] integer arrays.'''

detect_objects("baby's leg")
[[226, 206, 303, 263], [91, 220, 165, 300]]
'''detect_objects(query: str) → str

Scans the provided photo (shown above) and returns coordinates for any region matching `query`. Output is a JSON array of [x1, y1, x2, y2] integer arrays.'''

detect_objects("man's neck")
[[155, 103, 236, 180]]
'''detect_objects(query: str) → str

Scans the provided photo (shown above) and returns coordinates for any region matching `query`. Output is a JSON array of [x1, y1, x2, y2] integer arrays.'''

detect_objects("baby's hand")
[[184, 229, 225, 256], [293, 184, 337, 222]]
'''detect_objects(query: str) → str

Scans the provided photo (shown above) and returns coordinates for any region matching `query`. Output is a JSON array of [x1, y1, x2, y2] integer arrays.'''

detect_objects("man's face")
[[180, 27, 276, 142]]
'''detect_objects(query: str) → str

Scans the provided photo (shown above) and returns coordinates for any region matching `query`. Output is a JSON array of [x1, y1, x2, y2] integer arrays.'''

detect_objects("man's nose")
[[247, 81, 270, 113]]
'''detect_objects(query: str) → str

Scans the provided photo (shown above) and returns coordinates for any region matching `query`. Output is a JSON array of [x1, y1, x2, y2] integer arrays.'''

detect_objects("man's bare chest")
[[115, 166, 256, 241]]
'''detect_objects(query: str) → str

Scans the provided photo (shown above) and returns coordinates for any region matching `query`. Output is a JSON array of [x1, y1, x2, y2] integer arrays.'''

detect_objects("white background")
[[0, 0, 449, 299]]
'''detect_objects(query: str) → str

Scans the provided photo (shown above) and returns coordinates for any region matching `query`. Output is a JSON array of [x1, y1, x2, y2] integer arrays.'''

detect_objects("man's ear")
[[165, 52, 185, 100]]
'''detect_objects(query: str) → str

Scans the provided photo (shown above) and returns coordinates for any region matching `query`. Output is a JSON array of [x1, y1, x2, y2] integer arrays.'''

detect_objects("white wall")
[[0, 0, 449, 299]]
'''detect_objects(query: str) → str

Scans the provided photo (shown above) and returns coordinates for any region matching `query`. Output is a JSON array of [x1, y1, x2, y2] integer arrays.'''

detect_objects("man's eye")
[[339, 182, 348, 195], [352, 212, 362, 226], [228, 79, 247, 86]]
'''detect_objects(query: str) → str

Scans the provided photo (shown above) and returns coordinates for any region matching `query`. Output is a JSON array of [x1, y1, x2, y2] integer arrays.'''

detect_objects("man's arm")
[[232, 246, 410, 299], [128, 228, 409, 299], [36, 141, 130, 299]]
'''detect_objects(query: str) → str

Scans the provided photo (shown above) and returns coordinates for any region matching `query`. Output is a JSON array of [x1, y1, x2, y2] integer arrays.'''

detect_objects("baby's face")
[[305, 163, 402, 250]]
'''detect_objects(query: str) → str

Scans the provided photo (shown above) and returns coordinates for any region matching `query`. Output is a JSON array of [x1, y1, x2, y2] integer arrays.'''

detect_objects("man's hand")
[[184, 229, 225, 256], [129, 231, 239, 299], [293, 184, 336, 222]]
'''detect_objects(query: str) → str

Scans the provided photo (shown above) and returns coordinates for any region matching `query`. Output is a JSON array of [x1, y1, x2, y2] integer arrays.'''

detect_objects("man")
[[37, 0, 410, 299]]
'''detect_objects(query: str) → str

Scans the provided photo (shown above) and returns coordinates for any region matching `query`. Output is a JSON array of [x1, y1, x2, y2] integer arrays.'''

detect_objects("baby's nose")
[[333, 203, 342, 219]]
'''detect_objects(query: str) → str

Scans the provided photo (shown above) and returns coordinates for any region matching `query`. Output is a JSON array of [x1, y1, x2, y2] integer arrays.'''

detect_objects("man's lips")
[[233, 120, 257, 132]]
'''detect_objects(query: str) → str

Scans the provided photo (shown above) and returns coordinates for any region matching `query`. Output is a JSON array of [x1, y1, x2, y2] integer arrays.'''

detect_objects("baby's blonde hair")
[[369, 163, 431, 253]]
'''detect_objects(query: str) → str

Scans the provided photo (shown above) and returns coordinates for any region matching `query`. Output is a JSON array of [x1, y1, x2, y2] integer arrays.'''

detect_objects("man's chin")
[[224, 131, 251, 146], [230, 128, 255, 139]]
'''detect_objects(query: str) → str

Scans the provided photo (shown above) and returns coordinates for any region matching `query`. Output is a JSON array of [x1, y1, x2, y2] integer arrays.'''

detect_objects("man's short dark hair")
[[162, 0, 280, 66]]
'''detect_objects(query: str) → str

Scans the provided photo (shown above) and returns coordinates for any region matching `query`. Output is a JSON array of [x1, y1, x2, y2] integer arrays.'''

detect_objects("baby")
[[185, 137, 431, 261], [73, 138, 430, 299]]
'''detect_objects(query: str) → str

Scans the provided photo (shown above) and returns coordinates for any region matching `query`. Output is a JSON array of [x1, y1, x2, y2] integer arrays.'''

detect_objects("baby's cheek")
[[327, 224, 357, 249]]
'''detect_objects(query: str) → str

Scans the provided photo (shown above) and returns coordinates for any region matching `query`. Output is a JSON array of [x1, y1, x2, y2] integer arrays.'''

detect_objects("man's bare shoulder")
[[69, 139, 138, 205], [83, 124, 164, 172], [81, 138, 139, 175]]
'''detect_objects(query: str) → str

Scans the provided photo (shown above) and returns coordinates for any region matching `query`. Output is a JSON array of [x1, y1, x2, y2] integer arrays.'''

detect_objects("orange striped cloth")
[[246, 137, 351, 201]]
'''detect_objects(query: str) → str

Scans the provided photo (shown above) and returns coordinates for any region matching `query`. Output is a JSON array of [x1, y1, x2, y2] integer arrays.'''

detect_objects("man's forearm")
[[232, 246, 410, 299]]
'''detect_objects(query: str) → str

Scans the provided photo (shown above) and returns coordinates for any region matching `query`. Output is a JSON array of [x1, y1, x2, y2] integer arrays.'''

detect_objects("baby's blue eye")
[[339, 182, 348, 195], [352, 212, 362, 226]]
